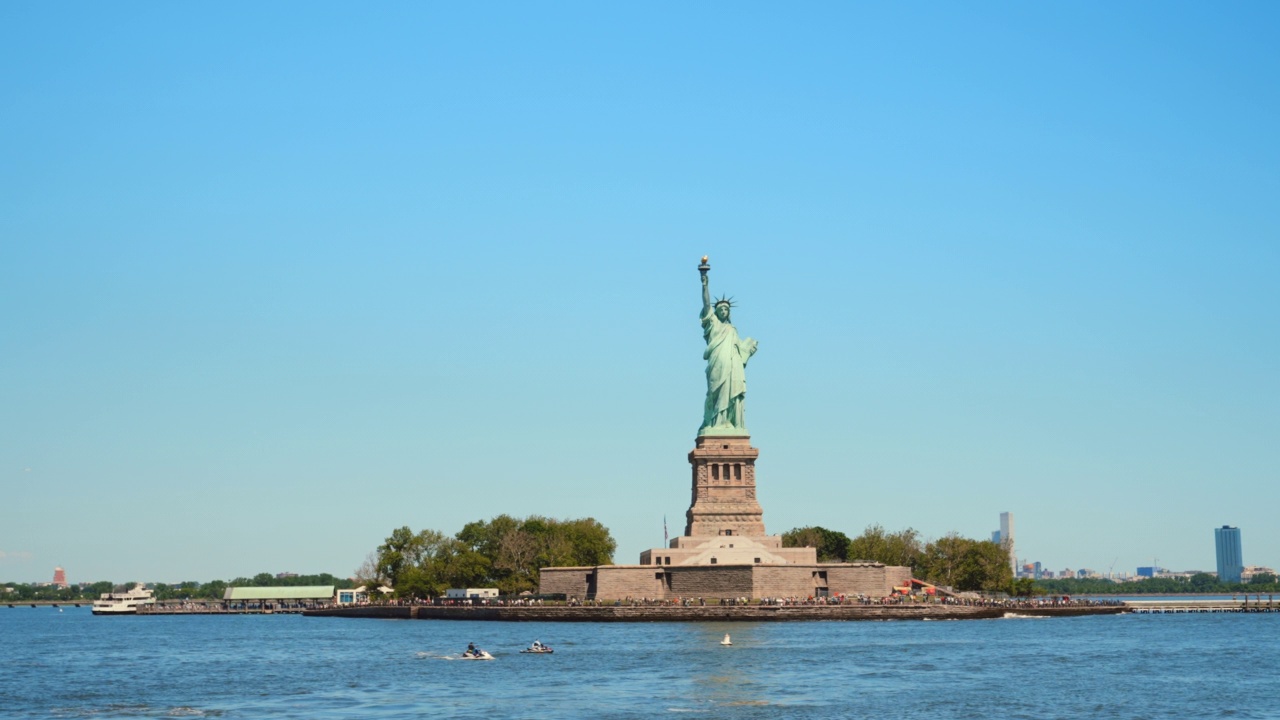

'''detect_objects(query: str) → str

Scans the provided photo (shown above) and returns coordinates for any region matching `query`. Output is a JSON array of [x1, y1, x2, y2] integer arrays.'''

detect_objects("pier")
[[137, 601, 324, 615], [1125, 599, 1279, 614]]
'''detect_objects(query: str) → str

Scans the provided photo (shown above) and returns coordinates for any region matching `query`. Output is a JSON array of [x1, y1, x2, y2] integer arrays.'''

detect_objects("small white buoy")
[[721, 633, 732, 646]]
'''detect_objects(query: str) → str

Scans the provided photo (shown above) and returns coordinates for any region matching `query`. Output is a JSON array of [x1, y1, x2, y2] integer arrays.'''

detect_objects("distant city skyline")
[[3, 4, 1279, 583]]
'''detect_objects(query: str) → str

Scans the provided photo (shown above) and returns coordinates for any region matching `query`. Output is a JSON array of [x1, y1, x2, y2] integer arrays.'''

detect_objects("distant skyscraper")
[[52, 567, 67, 587], [1215, 526, 1243, 583], [993, 507, 1013, 573], [999, 512, 1016, 576]]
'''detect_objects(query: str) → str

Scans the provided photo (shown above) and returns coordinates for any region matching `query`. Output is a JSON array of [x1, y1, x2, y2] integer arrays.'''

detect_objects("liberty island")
[[308, 259, 1120, 620], [537, 256, 917, 603]]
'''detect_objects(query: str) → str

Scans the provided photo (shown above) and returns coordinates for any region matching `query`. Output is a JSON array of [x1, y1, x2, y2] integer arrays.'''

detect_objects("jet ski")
[[520, 642, 554, 654], [461, 644, 494, 660]]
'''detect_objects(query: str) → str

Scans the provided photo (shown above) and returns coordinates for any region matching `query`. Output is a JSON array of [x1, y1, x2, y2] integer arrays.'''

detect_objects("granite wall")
[[593, 566, 666, 599], [539, 562, 913, 600], [537, 567, 593, 598]]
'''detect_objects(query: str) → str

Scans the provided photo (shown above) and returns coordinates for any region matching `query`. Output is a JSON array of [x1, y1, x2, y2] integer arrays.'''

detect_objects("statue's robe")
[[701, 306, 753, 430]]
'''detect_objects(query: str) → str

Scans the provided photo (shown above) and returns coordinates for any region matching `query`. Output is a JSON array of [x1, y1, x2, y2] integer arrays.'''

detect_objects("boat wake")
[[1002, 612, 1048, 619]]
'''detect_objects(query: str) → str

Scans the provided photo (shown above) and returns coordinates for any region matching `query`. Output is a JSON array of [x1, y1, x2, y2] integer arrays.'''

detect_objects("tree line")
[[1, 573, 356, 602], [1035, 573, 1280, 596], [360, 514, 616, 598], [781, 524, 1018, 594]]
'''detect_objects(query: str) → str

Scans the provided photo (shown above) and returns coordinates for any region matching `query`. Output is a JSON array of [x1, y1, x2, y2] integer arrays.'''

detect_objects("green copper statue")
[[699, 256, 758, 436]]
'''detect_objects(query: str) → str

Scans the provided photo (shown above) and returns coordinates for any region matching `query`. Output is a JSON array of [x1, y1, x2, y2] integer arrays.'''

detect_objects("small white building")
[[335, 587, 368, 605], [334, 585, 394, 605], [445, 588, 499, 599]]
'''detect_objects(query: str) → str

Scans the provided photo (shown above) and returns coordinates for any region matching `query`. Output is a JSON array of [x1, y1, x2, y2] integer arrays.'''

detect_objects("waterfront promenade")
[[18, 597, 1275, 618], [303, 601, 1124, 622]]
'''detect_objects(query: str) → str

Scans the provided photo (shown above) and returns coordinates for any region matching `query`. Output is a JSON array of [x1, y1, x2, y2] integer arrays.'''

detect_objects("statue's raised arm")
[[700, 255, 712, 317], [697, 256, 756, 437]]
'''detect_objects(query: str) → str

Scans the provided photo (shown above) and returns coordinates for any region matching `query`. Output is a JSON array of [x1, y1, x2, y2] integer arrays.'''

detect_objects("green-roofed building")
[[223, 586, 335, 609]]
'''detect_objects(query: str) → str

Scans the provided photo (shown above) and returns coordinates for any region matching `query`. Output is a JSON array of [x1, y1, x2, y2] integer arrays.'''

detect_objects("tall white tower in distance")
[[998, 512, 1016, 576]]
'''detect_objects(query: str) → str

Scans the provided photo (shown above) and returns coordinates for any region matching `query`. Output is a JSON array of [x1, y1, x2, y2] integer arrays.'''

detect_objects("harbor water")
[[2, 606, 1277, 719]]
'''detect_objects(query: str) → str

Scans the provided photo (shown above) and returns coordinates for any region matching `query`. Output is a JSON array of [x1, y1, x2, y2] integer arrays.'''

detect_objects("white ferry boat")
[[92, 584, 155, 615]]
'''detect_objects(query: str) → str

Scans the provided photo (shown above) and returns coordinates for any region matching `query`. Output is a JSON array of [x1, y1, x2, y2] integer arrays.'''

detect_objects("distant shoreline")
[[1074, 592, 1277, 598]]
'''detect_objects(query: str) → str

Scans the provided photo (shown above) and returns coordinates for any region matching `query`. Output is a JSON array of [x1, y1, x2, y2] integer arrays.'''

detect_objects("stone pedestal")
[[685, 434, 764, 537], [636, 433, 818, 567]]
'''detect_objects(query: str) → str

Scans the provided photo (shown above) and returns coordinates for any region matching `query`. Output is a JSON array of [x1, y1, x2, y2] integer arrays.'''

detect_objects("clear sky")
[[3, 3, 1277, 584]]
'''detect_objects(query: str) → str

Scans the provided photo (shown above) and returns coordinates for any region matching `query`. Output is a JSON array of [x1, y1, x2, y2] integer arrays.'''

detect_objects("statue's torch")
[[699, 255, 710, 277]]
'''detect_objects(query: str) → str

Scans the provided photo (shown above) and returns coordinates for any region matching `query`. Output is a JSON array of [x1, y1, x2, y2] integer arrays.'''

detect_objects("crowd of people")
[[938, 595, 1125, 608], [347, 592, 1126, 608]]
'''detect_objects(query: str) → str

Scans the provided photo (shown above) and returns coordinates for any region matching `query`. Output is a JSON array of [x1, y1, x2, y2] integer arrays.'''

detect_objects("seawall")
[[302, 604, 1124, 622]]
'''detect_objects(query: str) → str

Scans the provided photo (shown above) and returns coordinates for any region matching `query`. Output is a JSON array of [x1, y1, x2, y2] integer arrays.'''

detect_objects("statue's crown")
[[714, 295, 735, 308]]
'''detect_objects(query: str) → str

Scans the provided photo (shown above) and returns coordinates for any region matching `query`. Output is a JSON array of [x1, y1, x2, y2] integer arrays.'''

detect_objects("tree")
[[153, 581, 202, 601], [353, 552, 383, 587], [915, 533, 1012, 592], [452, 514, 616, 594], [1189, 573, 1220, 591], [781, 526, 852, 562], [85, 581, 113, 598], [369, 516, 617, 598], [457, 515, 521, 561], [439, 545, 492, 589], [395, 564, 444, 599], [845, 525, 923, 568], [962, 538, 1015, 592], [1010, 578, 1039, 597], [494, 528, 542, 594], [375, 526, 450, 588], [199, 580, 228, 600]]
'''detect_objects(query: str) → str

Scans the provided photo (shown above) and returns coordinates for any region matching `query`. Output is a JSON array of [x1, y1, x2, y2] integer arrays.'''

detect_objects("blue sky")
[[2, 3, 1277, 584]]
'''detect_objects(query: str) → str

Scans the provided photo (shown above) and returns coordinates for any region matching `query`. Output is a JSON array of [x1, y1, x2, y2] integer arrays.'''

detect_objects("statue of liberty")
[[698, 257, 758, 435]]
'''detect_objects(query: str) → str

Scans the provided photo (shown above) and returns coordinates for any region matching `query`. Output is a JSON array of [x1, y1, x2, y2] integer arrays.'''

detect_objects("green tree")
[[782, 526, 852, 562], [440, 544, 492, 589], [84, 581, 113, 598], [965, 537, 1015, 592], [393, 565, 438, 599], [371, 515, 618, 597], [915, 533, 1012, 592], [450, 515, 616, 594], [153, 581, 203, 601], [199, 580, 228, 600], [380, 527, 457, 594], [457, 515, 521, 561], [556, 517, 616, 567], [1189, 572, 1220, 591], [1010, 577, 1039, 597], [376, 526, 435, 588], [845, 525, 924, 568]]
